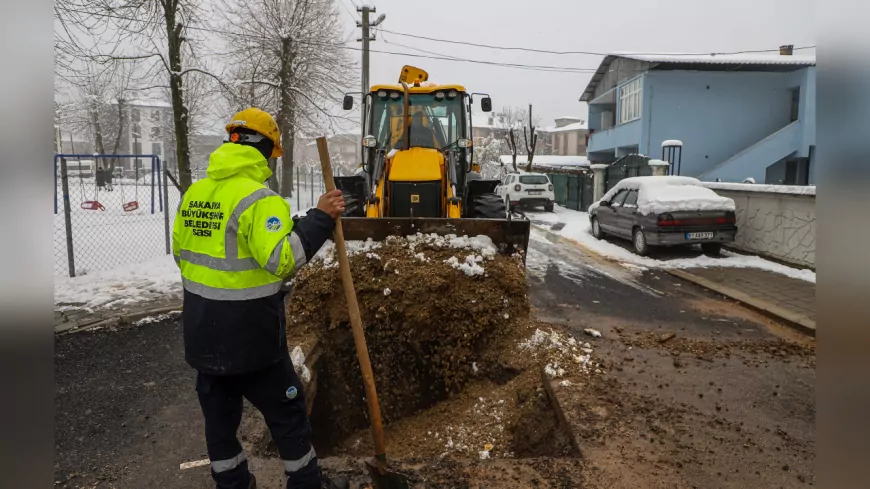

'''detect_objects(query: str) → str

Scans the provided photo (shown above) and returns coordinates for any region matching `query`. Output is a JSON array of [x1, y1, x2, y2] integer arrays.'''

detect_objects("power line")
[[377, 28, 816, 57]]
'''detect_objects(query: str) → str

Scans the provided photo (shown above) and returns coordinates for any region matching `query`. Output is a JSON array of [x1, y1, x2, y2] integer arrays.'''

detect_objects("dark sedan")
[[589, 184, 737, 256]]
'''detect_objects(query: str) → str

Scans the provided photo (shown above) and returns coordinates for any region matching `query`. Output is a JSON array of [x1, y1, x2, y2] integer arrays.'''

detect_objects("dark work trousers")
[[196, 356, 319, 489]]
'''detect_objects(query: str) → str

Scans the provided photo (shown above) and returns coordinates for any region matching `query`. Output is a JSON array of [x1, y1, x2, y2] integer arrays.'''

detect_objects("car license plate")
[[686, 232, 714, 239], [528, 190, 542, 195]]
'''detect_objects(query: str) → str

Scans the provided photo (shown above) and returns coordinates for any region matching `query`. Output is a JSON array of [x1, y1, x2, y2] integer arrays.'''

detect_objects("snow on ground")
[[54, 254, 182, 311], [529, 206, 816, 283]]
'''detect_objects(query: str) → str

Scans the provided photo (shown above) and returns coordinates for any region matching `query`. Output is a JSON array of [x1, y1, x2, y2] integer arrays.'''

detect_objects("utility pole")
[[357, 6, 386, 133]]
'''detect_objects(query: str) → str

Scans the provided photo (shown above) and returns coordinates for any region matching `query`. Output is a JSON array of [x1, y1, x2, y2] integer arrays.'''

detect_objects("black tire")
[[544, 202, 554, 212], [632, 227, 650, 256], [701, 242, 722, 256], [590, 216, 605, 239], [470, 192, 508, 219], [341, 192, 365, 217]]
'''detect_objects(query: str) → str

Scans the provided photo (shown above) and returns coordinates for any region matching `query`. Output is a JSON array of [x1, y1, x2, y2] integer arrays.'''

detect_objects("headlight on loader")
[[457, 138, 472, 148], [362, 135, 378, 148]]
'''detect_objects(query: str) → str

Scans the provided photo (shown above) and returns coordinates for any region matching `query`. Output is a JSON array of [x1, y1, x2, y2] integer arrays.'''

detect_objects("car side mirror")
[[481, 97, 492, 112], [342, 94, 354, 110], [600, 200, 610, 207]]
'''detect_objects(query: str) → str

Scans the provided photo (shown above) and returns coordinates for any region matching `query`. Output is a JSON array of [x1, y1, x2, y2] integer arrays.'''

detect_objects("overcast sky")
[[344, 0, 816, 126]]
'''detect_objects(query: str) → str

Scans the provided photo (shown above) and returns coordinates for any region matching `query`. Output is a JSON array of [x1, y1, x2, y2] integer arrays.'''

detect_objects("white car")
[[497, 172, 555, 212]]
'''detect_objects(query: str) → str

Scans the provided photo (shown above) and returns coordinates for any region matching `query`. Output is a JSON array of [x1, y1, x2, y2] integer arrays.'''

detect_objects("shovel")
[[316, 138, 411, 489]]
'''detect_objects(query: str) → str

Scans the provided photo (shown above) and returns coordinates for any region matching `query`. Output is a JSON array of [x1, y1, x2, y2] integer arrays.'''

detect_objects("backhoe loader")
[[334, 66, 530, 259]]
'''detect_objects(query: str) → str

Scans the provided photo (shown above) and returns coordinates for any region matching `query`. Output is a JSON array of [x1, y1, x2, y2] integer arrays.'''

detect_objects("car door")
[[597, 189, 629, 233], [614, 189, 639, 238]]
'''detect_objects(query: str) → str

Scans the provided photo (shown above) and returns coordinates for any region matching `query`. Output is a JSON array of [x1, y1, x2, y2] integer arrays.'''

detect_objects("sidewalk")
[[667, 266, 816, 334], [54, 298, 182, 334]]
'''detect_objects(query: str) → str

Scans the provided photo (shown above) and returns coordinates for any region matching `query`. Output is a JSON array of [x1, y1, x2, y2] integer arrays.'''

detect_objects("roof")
[[540, 121, 588, 133], [581, 52, 816, 102], [498, 155, 589, 167], [616, 52, 816, 66], [370, 84, 466, 94], [127, 98, 172, 108], [555, 116, 584, 121]]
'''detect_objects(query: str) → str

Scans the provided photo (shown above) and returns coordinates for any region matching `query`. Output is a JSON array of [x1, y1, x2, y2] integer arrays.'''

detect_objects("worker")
[[172, 107, 348, 489], [408, 111, 436, 148]]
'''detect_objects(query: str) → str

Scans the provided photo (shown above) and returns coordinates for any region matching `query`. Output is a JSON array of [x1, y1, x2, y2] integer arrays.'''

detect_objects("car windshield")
[[519, 175, 549, 185], [368, 91, 465, 150]]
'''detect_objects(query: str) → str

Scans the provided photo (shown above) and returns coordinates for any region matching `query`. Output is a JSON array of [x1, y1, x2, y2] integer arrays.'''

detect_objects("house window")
[[618, 78, 642, 124], [152, 142, 163, 157], [151, 110, 161, 123], [131, 108, 141, 123], [150, 126, 161, 140]]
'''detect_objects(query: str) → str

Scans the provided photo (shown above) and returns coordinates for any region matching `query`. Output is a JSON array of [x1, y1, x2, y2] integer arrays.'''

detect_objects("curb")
[[55, 304, 183, 335], [665, 269, 816, 336]]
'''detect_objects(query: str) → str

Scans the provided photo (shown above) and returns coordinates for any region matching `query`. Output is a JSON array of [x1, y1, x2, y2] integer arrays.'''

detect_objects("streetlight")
[[371, 14, 386, 26]]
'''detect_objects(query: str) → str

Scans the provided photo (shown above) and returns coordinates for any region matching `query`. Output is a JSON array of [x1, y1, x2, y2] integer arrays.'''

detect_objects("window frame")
[[622, 189, 639, 208], [618, 77, 643, 125], [610, 189, 631, 207]]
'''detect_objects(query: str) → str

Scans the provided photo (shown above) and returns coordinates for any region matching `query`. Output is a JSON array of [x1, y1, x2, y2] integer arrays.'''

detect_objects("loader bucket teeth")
[[338, 217, 532, 264]]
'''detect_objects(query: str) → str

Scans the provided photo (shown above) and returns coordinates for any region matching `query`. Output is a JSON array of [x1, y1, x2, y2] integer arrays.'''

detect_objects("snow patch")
[[584, 328, 602, 338], [383, 288, 392, 296], [291, 346, 311, 383], [589, 176, 734, 215], [662, 139, 683, 147]]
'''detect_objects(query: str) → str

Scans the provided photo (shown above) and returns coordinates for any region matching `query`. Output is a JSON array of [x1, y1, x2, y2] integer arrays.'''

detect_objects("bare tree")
[[523, 104, 538, 173], [505, 129, 519, 173], [219, 0, 357, 197], [55, 0, 216, 192]]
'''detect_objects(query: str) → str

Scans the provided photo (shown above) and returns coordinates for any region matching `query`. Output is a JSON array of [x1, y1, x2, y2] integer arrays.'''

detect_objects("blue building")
[[581, 48, 816, 185]]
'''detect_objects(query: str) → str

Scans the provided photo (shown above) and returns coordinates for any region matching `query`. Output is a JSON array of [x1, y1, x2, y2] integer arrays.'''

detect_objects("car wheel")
[[544, 202, 554, 212], [591, 217, 604, 239], [701, 243, 722, 256], [632, 227, 650, 256]]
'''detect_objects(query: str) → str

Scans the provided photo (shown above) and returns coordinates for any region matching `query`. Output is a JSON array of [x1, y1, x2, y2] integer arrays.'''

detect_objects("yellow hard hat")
[[226, 107, 283, 158]]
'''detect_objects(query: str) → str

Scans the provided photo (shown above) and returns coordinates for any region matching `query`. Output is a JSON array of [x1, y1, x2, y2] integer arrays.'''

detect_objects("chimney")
[[779, 44, 794, 56]]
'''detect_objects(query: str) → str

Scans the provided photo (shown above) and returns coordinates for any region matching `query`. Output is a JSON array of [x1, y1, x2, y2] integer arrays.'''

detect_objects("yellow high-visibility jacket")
[[172, 142, 334, 374]]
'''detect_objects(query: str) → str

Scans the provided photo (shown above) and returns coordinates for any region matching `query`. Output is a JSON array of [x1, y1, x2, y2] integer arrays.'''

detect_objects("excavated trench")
[[255, 235, 577, 462]]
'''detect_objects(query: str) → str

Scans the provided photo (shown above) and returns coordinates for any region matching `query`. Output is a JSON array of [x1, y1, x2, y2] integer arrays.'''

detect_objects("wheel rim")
[[634, 230, 645, 251], [592, 219, 600, 236]]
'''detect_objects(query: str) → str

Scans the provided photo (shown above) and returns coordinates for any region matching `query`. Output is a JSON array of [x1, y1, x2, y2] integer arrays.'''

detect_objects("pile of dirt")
[[286, 233, 530, 450]]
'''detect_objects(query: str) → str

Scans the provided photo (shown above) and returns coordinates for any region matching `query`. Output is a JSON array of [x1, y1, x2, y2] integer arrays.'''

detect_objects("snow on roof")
[[127, 98, 172, 108], [662, 139, 683, 147], [555, 116, 584, 121], [615, 52, 816, 66], [702, 182, 816, 196], [540, 121, 588, 133], [589, 176, 735, 215], [498, 155, 589, 167]]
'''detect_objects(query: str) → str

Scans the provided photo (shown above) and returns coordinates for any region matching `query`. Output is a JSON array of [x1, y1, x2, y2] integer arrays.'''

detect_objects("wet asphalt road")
[[54, 224, 815, 488]]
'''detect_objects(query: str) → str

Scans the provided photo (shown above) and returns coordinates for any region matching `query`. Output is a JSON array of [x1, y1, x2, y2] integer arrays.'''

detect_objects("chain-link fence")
[[54, 155, 329, 277], [54, 154, 174, 277]]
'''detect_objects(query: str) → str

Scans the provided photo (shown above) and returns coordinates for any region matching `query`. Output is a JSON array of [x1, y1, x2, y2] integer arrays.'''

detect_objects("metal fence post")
[[163, 165, 171, 255], [54, 156, 58, 215], [156, 157, 164, 212], [296, 165, 300, 210], [60, 157, 76, 277], [150, 156, 156, 214], [310, 167, 314, 207]]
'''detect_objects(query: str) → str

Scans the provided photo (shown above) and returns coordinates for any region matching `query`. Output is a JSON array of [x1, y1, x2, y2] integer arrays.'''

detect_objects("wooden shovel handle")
[[315, 137, 388, 462]]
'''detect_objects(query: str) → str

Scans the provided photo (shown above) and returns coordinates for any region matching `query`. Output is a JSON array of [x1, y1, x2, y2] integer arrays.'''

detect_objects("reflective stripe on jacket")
[[172, 143, 305, 300]]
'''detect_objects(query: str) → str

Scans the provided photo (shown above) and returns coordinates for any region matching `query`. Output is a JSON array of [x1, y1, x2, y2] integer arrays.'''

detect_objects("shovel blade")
[[365, 458, 410, 489]]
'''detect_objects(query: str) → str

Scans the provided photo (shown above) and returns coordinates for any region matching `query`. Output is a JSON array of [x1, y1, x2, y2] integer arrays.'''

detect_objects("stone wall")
[[703, 183, 816, 268]]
